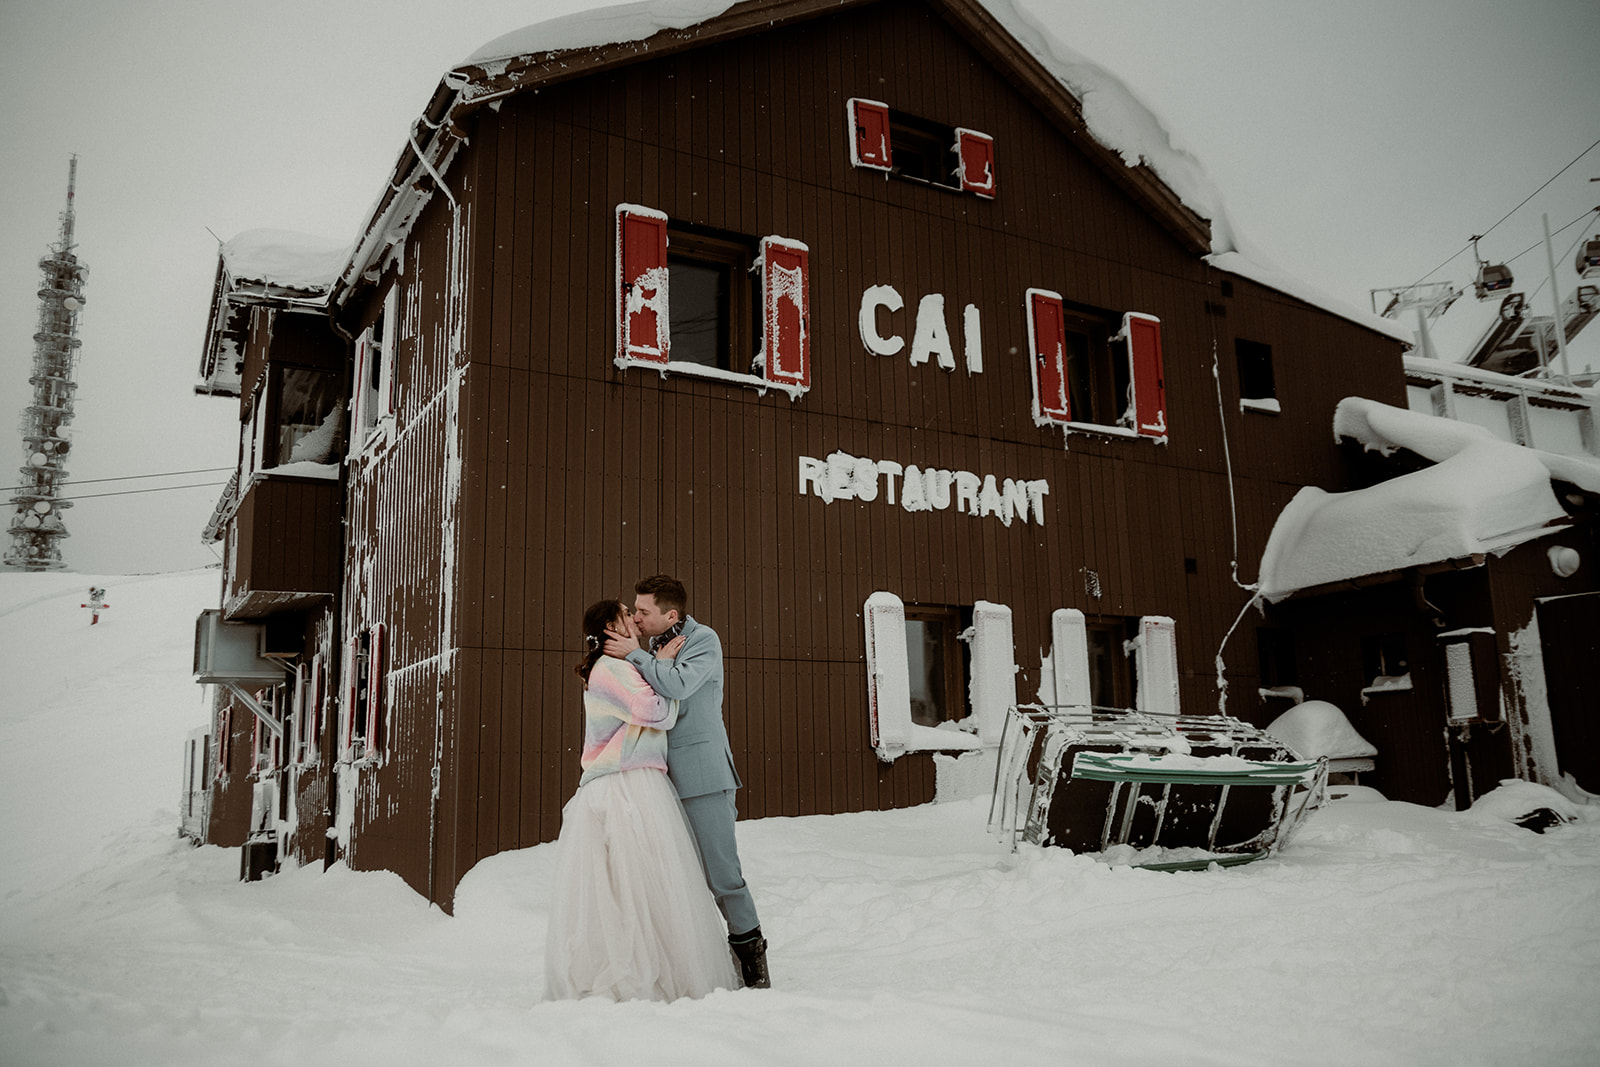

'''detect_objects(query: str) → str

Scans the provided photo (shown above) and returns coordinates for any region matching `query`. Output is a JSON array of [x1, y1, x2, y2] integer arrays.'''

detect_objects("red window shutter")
[[1124, 312, 1167, 438], [848, 98, 892, 171], [615, 205, 670, 364], [955, 128, 996, 198], [1026, 289, 1071, 423], [367, 624, 385, 754], [761, 236, 811, 390]]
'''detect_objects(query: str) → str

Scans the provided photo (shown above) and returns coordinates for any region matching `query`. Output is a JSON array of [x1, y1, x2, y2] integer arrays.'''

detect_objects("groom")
[[604, 574, 771, 989]]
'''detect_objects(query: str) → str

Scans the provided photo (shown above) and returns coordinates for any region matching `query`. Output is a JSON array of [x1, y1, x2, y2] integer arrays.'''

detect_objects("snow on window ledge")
[[1042, 419, 1167, 446], [1241, 397, 1281, 415], [615, 356, 808, 400], [254, 460, 341, 481], [345, 416, 398, 469], [1360, 673, 1413, 705]]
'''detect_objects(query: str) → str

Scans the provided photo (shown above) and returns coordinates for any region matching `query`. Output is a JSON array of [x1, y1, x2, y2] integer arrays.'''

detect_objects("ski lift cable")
[[1407, 137, 1600, 288], [1, 466, 235, 495], [1503, 207, 1600, 267], [1517, 220, 1599, 304]]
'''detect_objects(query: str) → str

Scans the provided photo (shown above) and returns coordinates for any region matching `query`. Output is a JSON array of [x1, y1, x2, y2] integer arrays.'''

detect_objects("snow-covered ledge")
[[615, 356, 808, 400]]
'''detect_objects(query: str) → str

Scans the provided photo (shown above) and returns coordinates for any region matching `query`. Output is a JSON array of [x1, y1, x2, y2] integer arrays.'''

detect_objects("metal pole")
[[1543, 213, 1572, 382]]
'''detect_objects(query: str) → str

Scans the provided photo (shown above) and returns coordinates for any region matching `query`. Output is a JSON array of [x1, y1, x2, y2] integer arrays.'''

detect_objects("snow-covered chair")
[[990, 705, 1327, 870], [1265, 700, 1377, 783]]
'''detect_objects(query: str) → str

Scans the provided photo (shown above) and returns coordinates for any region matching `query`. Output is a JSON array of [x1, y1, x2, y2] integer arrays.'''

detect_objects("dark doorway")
[[1536, 592, 1600, 792]]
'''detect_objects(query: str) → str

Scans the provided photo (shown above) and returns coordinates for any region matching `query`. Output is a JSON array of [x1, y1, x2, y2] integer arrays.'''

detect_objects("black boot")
[[729, 927, 771, 989]]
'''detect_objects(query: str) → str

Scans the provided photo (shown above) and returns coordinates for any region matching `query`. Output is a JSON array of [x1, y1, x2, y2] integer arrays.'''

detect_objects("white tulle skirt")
[[545, 767, 740, 1002]]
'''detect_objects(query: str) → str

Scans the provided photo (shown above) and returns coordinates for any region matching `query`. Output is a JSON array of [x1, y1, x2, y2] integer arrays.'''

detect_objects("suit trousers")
[[679, 788, 759, 938]]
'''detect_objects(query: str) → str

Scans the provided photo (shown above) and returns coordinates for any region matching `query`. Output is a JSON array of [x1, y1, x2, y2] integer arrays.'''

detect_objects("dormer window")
[[848, 98, 996, 198]]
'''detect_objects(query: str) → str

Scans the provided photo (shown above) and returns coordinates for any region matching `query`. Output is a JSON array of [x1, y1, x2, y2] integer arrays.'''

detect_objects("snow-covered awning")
[[1256, 399, 1594, 601], [223, 229, 352, 295]]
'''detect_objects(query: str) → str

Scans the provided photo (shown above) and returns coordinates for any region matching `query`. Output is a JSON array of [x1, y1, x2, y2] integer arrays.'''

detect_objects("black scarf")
[[649, 618, 686, 652]]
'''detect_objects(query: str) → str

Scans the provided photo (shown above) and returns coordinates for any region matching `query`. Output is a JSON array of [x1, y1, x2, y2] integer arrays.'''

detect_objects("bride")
[[545, 599, 740, 1001]]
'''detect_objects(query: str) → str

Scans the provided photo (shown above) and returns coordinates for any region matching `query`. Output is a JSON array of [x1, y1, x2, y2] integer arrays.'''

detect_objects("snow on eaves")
[[1207, 251, 1414, 344], [223, 229, 354, 292], [1256, 398, 1600, 600], [467, 0, 737, 64]]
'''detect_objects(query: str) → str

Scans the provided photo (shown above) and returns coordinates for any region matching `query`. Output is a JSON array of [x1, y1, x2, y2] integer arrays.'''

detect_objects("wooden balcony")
[[223, 473, 341, 619]]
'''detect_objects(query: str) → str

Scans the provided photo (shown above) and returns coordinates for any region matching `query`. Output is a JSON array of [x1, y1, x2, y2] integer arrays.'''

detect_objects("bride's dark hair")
[[575, 599, 627, 681]]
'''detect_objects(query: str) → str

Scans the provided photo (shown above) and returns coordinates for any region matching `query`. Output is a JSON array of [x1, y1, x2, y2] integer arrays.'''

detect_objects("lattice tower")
[[5, 157, 89, 571]]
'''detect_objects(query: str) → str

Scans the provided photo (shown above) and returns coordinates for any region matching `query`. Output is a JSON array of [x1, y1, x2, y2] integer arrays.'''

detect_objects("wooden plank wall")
[[360, 0, 1409, 903], [337, 182, 466, 899]]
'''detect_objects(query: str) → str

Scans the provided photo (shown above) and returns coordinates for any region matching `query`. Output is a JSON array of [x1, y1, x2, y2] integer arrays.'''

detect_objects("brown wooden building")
[[187, 0, 1434, 908]]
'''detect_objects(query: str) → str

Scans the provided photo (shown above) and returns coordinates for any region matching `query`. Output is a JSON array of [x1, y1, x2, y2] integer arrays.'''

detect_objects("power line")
[[3, 466, 234, 495], [51, 481, 229, 503]]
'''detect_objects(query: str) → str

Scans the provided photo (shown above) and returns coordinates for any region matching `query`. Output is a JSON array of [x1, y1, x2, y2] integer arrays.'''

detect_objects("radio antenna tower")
[[5, 156, 89, 571]]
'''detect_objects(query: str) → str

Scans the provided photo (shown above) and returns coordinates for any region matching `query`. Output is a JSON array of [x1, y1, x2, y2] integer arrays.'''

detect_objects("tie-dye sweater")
[[579, 656, 679, 786]]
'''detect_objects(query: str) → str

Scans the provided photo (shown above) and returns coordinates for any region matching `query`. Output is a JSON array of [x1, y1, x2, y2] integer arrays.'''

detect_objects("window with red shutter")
[[1025, 292, 1168, 441], [1123, 313, 1167, 438], [955, 129, 996, 198], [848, 98, 892, 171], [849, 100, 997, 199], [614, 205, 813, 397], [1026, 289, 1071, 424], [760, 237, 810, 389], [615, 204, 670, 364]]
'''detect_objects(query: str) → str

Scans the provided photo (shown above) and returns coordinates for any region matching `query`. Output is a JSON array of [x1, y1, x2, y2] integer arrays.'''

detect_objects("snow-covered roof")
[[1207, 251, 1413, 344], [1255, 398, 1596, 600], [331, 0, 1411, 344], [468, 0, 737, 63], [223, 229, 352, 293]]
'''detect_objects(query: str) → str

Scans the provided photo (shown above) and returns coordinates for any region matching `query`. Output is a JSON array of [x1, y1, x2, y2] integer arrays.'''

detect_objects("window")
[[1085, 617, 1137, 711], [862, 592, 988, 760], [272, 365, 344, 466], [341, 625, 386, 760], [1360, 632, 1409, 683], [1026, 291, 1166, 437], [847, 98, 996, 198], [352, 286, 398, 445], [1236, 338, 1277, 412], [904, 605, 970, 727], [666, 227, 758, 371], [252, 688, 281, 775], [1049, 610, 1177, 714], [1256, 627, 1298, 689], [615, 205, 811, 394]]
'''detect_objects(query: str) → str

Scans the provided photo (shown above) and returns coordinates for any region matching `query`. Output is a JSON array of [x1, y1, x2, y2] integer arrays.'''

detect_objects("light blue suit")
[[626, 616, 759, 936]]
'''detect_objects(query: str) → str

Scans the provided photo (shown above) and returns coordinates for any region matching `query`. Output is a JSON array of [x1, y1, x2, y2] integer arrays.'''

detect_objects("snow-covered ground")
[[2, 569, 1598, 1066]]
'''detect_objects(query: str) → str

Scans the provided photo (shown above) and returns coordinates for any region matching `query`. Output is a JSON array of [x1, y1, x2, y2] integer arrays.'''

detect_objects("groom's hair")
[[635, 574, 687, 617]]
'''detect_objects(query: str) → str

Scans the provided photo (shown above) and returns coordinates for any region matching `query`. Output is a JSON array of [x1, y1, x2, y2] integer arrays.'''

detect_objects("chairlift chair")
[[1577, 236, 1600, 280], [989, 704, 1327, 871], [1474, 262, 1515, 299], [1471, 235, 1515, 300]]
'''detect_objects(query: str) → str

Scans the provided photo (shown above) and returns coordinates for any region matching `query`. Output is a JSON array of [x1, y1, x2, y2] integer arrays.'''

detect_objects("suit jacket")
[[625, 616, 742, 799]]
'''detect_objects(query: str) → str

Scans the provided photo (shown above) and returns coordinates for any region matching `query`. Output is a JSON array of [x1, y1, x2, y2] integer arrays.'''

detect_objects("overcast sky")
[[2, 0, 1596, 575]]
